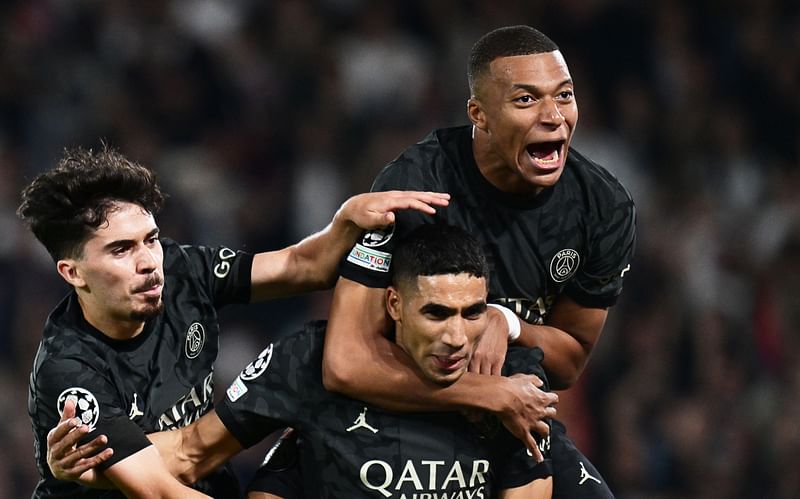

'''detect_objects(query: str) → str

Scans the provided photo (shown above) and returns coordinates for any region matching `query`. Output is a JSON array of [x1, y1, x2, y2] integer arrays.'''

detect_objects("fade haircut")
[[468, 25, 560, 95], [17, 145, 165, 262], [391, 224, 489, 290]]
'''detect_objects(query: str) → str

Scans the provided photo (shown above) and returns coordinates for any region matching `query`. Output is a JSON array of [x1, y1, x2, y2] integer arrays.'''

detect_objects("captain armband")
[[487, 304, 522, 343]]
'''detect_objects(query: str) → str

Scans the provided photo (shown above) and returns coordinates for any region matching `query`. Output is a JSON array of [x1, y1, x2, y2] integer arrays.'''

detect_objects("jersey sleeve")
[[177, 242, 254, 306], [339, 160, 435, 288], [216, 324, 323, 449], [566, 182, 637, 308], [32, 357, 152, 471]]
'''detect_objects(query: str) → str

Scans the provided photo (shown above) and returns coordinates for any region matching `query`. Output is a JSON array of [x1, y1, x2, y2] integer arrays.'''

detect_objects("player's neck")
[[471, 127, 543, 197], [77, 295, 146, 340]]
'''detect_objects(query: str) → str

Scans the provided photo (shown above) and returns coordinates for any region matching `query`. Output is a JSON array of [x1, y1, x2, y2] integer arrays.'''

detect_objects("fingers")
[[47, 418, 88, 461], [525, 432, 544, 464], [50, 434, 113, 480]]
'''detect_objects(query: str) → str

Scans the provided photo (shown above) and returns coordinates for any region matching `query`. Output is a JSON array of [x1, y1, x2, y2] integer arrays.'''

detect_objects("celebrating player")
[[19, 145, 452, 498], [322, 25, 636, 498], [49, 224, 555, 498]]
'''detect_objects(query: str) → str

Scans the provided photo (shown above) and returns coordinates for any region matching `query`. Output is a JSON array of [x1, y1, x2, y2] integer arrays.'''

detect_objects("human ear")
[[56, 259, 86, 288], [385, 287, 402, 322], [467, 97, 488, 132]]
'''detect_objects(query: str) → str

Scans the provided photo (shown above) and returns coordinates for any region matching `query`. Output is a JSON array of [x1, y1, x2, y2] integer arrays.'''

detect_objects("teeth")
[[531, 148, 559, 166]]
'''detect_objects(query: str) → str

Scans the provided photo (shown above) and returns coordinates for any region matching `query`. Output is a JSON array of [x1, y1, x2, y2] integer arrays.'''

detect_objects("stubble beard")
[[130, 298, 164, 322]]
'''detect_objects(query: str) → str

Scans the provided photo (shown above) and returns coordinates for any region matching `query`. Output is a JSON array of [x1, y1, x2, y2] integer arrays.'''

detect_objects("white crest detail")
[[240, 344, 274, 381], [57, 387, 100, 431], [185, 322, 205, 359], [361, 226, 394, 248], [549, 249, 580, 283]]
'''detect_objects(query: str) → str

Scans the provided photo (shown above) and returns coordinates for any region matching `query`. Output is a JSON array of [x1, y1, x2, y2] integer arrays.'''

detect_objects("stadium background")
[[0, 1, 797, 497]]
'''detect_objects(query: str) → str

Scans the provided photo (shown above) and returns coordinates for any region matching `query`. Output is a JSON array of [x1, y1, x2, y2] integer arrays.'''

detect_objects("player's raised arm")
[[321, 276, 557, 458], [249, 191, 449, 301]]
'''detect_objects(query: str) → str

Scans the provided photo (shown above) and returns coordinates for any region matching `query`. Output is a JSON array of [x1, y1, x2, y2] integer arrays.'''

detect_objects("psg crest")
[[549, 249, 580, 283], [57, 387, 100, 431], [185, 322, 206, 359]]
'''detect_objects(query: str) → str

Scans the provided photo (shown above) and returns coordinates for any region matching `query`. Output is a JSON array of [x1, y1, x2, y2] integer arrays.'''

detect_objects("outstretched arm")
[[47, 407, 242, 495], [321, 277, 557, 459], [250, 191, 449, 301]]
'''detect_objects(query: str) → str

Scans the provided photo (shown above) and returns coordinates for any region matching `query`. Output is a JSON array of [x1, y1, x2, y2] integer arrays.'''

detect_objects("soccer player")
[[322, 25, 636, 498], [19, 145, 452, 498], [52, 223, 556, 498]]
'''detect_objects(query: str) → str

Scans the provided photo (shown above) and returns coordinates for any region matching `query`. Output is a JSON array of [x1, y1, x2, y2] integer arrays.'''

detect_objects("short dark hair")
[[468, 25, 560, 95], [391, 224, 489, 288], [17, 145, 165, 261]]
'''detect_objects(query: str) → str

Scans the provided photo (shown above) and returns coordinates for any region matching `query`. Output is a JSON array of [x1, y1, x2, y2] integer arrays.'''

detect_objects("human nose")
[[537, 98, 564, 126], [136, 245, 159, 273], [442, 320, 468, 349]]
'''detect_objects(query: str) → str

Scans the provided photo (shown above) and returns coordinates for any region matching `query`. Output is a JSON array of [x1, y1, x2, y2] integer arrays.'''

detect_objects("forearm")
[[249, 218, 359, 301], [148, 412, 241, 485], [515, 323, 587, 390], [323, 278, 506, 413], [515, 297, 608, 390]]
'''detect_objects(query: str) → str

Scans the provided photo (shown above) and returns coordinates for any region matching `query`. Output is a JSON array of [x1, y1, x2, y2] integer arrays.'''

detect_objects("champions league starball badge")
[[57, 387, 100, 431], [240, 344, 274, 381], [361, 226, 394, 248]]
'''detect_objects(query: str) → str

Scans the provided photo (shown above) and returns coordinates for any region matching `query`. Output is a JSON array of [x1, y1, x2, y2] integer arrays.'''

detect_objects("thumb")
[[382, 212, 395, 225]]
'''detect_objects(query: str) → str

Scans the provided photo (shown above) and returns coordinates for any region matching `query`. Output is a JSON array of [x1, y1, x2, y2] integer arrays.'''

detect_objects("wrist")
[[487, 304, 521, 343]]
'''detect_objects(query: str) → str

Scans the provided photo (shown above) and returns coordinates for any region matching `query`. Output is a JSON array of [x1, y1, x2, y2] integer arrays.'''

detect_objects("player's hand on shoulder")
[[336, 191, 450, 229], [47, 398, 114, 487], [493, 374, 558, 462]]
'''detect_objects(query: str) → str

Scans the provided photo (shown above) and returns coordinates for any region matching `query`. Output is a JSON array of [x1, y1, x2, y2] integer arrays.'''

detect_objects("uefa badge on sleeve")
[[57, 387, 100, 431]]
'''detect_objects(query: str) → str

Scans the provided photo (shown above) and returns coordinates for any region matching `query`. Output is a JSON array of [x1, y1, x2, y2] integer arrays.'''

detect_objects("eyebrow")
[[420, 300, 487, 316], [103, 228, 160, 251], [510, 79, 573, 94]]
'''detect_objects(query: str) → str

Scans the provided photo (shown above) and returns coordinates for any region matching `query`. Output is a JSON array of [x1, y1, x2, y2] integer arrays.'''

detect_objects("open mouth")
[[526, 140, 564, 169], [432, 355, 466, 372]]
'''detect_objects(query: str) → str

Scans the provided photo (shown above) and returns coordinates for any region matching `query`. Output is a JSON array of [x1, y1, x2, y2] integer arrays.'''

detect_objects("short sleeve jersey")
[[29, 238, 253, 498], [217, 321, 552, 498], [340, 126, 636, 324]]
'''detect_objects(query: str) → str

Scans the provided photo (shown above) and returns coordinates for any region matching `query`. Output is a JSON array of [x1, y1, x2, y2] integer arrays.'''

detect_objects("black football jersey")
[[340, 125, 636, 325], [217, 320, 551, 498], [29, 238, 252, 498]]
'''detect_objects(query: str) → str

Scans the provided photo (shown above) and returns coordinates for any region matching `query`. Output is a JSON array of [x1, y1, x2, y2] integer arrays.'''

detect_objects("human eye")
[[463, 303, 487, 320], [514, 94, 535, 105], [110, 245, 129, 256], [422, 304, 451, 321], [557, 89, 574, 101]]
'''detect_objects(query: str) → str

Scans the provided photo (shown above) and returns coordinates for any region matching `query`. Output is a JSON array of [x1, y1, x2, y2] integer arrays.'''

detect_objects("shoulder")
[[373, 126, 469, 191], [563, 148, 635, 215]]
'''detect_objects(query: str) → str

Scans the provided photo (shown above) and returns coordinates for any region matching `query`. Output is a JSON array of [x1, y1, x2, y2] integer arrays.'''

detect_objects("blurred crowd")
[[1, 0, 798, 497]]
